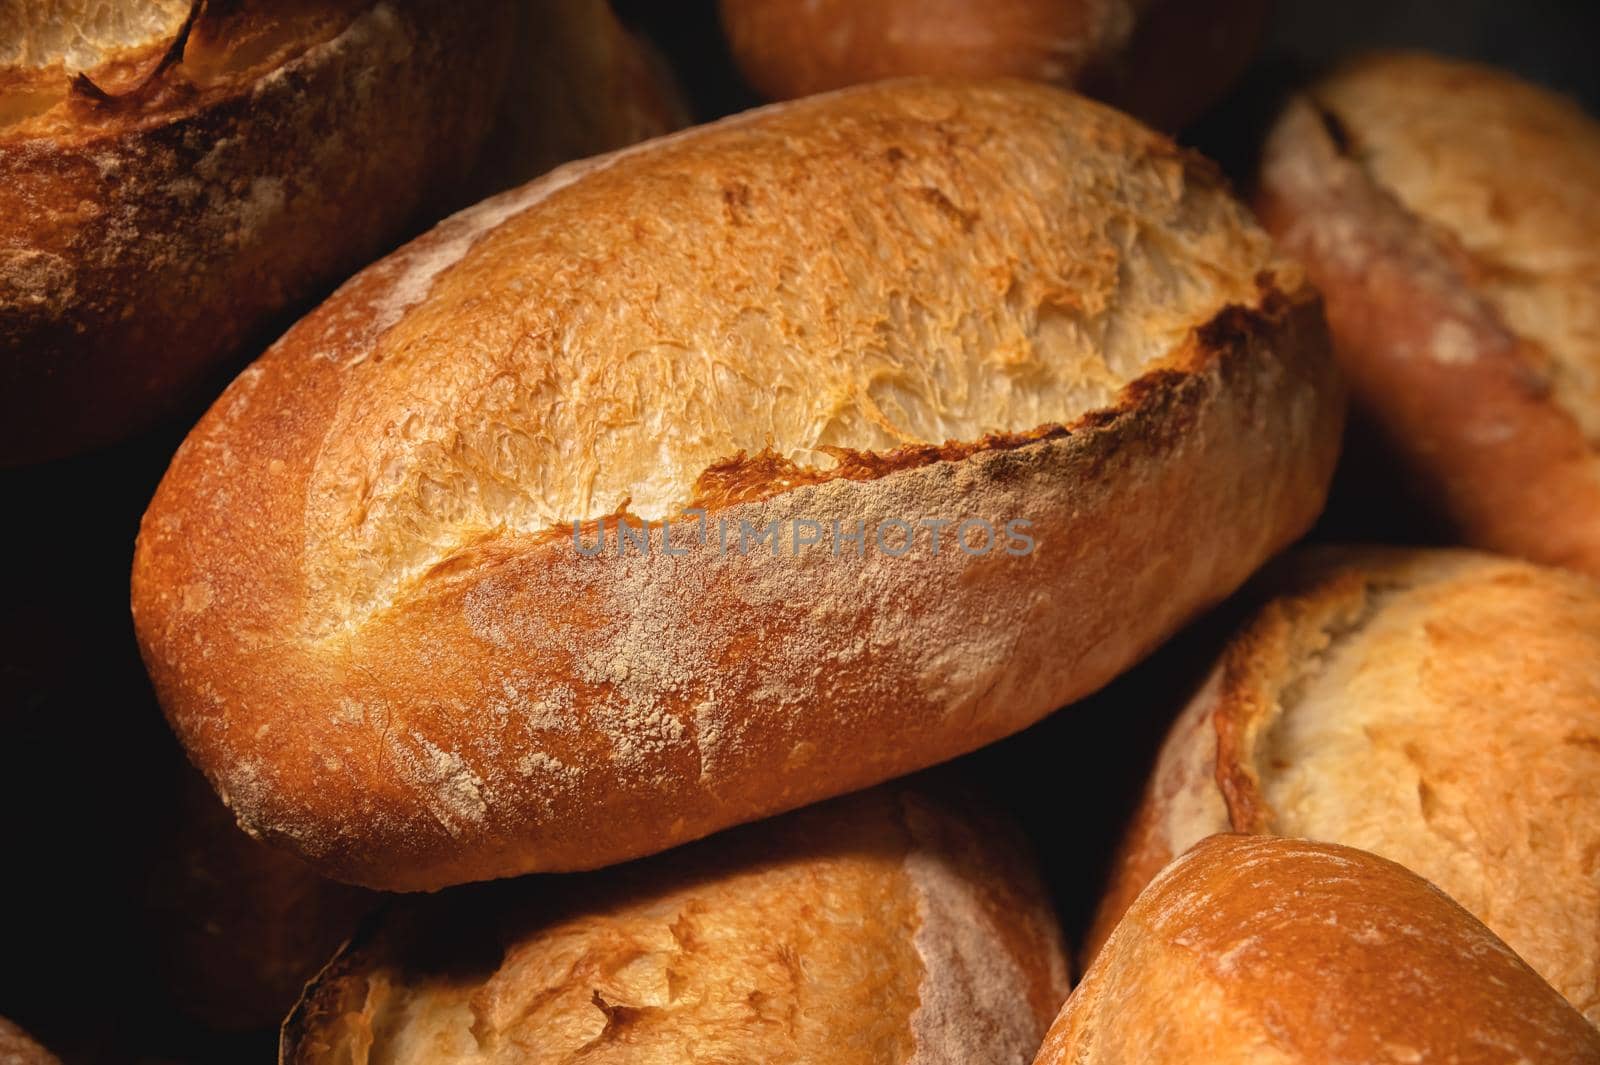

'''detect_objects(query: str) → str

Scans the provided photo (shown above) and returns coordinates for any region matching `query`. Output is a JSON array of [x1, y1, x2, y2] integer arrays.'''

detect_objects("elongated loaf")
[[1086, 547, 1600, 1023], [1040, 835, 1600, 1064], [0, 0, 680, 464], [1258, 52, 1600, 575], [132, 77, 1342, 890], [281, 785, 1070, 1064], [719, 0, 1269, 128]]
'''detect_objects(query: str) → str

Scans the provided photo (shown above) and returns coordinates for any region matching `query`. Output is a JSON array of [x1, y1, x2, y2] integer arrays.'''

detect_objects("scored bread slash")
[[132, 77, 1344, 892], [1083, 546, 1600, 1024], [1257, 51, 1600, 577]]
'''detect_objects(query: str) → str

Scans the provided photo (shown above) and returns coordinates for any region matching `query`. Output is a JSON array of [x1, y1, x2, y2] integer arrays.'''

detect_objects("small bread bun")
[[0, 0, 681, 465], [281, 785, 1070, 1064], [1258, 52, 1600, 576], [132, 78, 1342, 891], [1041, 835, 1600, 1064], [1087, 547, 1600, 1024], [0, 1018, 60, 1065], [717, 0, 1269, 127]]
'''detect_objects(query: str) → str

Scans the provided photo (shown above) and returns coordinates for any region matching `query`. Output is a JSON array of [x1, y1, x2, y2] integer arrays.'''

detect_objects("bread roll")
[[281, 786, 1070, 1064], [1040, 835, 1600, 1064], [0, 1019, 59, 1065], [718, 0, 1269, 127], [1258, 52, 1600, 576], [0, 0, 681, 465], [132, 78, 1342, 890], [1087, 547, 1600, 1023]]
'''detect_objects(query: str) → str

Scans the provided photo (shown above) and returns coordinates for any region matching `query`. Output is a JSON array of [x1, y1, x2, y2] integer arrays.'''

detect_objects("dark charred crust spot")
[[1310, 99, 1354, 158], [688, 425, 1072, 512], [917, 185, 977, 232], [588, 990, 658, 1041], [68, 0, 204, 111], [721, 181, 753, 224]]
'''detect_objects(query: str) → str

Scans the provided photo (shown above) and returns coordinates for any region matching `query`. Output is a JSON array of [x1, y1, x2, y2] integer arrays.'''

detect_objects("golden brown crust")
[[0, 1018, 60, 1065], [279, 785, 1070, 1064], [1258, 51, 1600, 576], [132, 78, 1342, 891], [1041, 835, 1600, 1064], [718, 0, 1267, 128], [1087, 546, 1600, 1024], [0, 0, 682, 465]]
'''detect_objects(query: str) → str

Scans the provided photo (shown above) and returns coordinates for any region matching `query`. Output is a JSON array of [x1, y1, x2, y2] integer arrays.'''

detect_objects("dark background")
[[3, 2, 1599, 1060]]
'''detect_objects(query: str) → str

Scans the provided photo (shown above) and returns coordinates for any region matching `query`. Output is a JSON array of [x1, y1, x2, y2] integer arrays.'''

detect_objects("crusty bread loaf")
[[1040, 835, 1600, 1064], [0, 1018, 60, 1065], [1086, 547, 1600, 1024], [1258, 52, 1600, 576], [281, 785, 1070, 1064], [132, 77, 1342, 891], [0, 0, 681, 465], [718, 0, 1269, 127]]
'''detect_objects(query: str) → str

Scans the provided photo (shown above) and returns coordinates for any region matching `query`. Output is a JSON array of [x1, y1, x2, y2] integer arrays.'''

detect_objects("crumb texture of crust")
[[281, 789, 1065, 1065], [1038, 835, 1600, 1065], [298, 77, 1276, 624], [1307, 52, 1600, 443]]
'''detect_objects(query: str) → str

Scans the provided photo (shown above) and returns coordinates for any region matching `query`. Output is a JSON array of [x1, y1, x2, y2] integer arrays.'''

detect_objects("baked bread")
[[718, 0, 1269, 128], [281, 785, 1070, 1064], [1086, 547, 1600, 1024], [1258, 52, 1600, 576], [132, 77, 1343, 891], [0, 0, 681, 465], [0, 1019, 59, 1065], [1040, 835, 1600, 1064]]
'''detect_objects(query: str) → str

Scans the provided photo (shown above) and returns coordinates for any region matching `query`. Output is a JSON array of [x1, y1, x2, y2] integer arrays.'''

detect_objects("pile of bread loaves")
[[3, 0, 1599, 1061]]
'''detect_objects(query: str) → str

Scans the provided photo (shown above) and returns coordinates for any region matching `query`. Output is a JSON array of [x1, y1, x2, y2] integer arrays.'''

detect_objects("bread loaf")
[[1040, 835, 1600, 1064], [281, 785, 1070, 1064], [1087, 547, 1600, 1024], [132, 77, 1342, 890], [1258, 52, 1600, 575], [0, 0, 681, 464], [718, 0, 1269, 127]]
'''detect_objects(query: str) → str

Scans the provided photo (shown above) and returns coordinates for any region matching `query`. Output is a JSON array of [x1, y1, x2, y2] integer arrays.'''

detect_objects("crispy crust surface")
[[1087, 547, 1600, 1023], [133, 78, 1342, 890], [1258, 51, 1600, 575], [1043, 835, 1600, 1064], [279, 786, 1069, 1064]]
